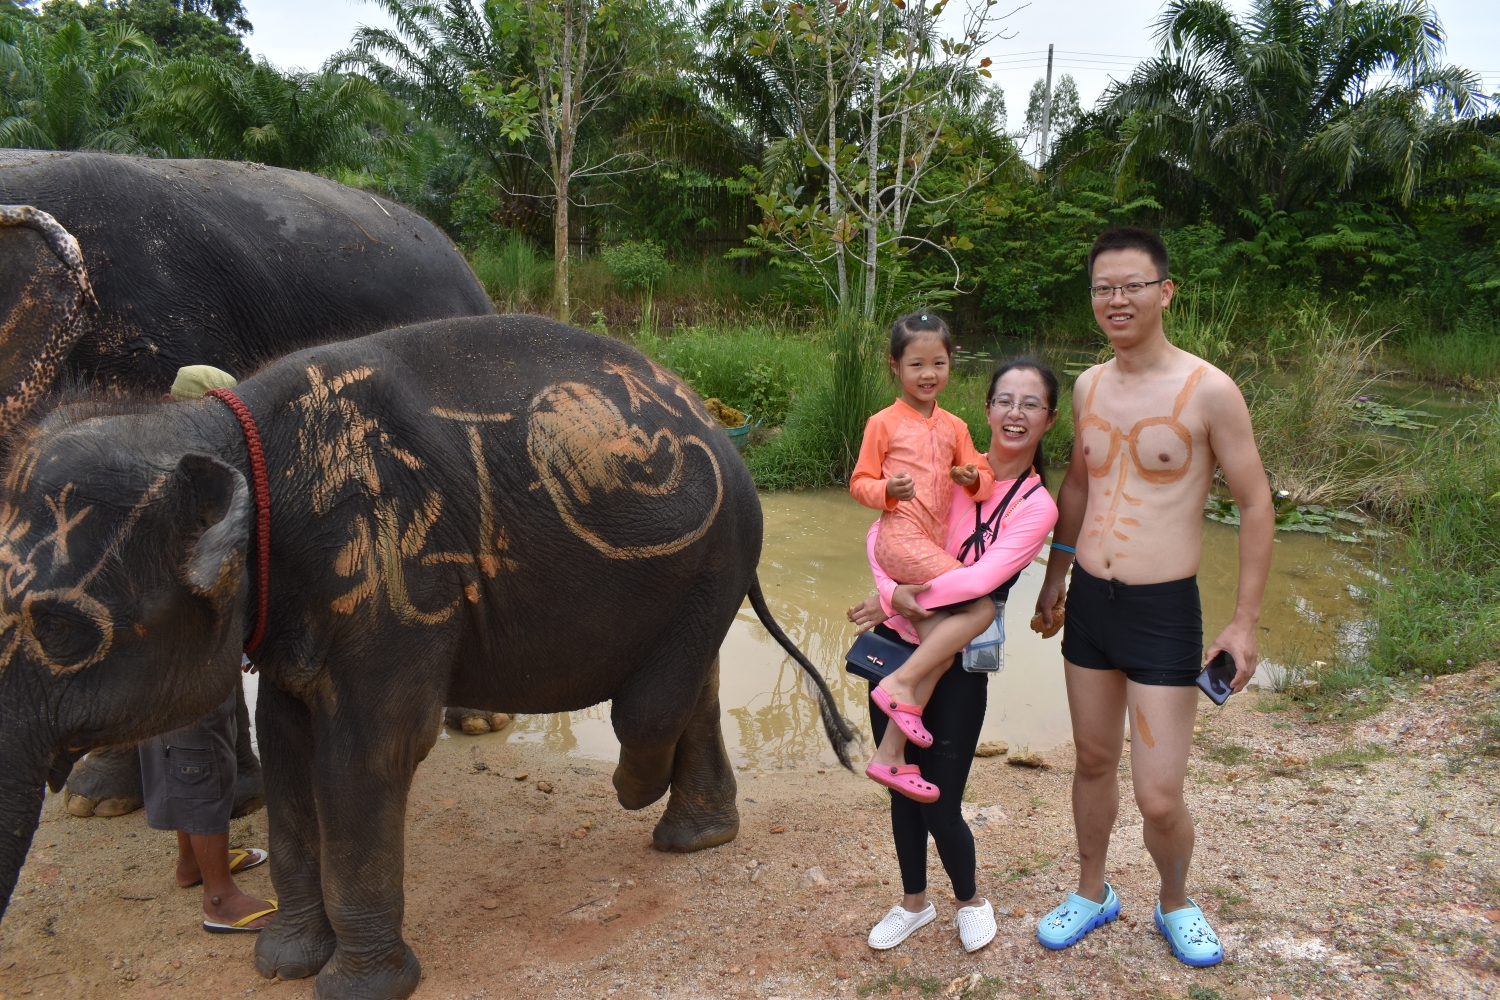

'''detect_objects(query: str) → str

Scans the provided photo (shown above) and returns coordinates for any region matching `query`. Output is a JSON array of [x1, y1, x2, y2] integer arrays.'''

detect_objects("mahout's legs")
[[253, 681, 335, 982], [1064, 661, 1127, 904], [1123, 680, 1198, 913], [651, 657, 738, 852]]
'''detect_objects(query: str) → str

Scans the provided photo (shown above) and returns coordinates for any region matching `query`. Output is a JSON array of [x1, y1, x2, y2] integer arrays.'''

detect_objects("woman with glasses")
[[847, 358, 1061, 955]]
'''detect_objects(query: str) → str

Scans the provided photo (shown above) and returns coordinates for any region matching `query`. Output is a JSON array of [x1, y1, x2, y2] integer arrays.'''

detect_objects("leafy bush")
[[638, 326, 818, 426], [601, 240, 669, 293]]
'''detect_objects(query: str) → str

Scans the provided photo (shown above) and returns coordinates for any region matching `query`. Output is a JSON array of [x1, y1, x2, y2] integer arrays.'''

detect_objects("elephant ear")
[[174, 453, 251, 602]]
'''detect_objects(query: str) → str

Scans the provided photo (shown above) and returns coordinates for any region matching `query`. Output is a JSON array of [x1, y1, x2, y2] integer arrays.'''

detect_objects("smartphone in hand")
[[1196, 650, 1236, 706]]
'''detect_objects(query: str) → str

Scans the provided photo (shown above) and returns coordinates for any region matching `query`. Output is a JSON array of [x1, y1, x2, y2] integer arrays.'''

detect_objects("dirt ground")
[[1, 666, 1497, 1000]]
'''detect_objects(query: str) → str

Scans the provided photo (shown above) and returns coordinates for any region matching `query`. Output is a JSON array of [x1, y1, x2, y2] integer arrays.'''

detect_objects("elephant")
[[0, 314, 854, 1000], [0, 149, 497, 819]]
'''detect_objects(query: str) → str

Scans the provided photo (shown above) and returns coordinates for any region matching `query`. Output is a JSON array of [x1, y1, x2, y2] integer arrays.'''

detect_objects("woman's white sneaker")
[[957, 898, 997, 952], [868, 903, 936, 950]]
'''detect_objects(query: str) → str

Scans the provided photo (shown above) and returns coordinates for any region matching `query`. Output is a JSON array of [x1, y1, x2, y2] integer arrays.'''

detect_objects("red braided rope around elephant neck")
[[205, 388, 270, 653]]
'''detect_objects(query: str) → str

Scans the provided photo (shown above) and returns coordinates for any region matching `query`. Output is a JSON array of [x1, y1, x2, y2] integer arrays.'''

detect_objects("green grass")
[[1369, 398, 1500, 675], [1399, 316, 1500, 385], [468, 232, 552, 310], [1312, 744, 1390, 770], [1206, 743, 1253, 766]]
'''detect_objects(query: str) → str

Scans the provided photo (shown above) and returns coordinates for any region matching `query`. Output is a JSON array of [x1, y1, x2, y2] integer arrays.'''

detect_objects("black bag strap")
[[957, 471, 1036, 565]]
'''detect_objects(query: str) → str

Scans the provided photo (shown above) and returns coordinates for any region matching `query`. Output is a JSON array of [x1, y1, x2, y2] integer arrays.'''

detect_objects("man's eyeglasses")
[[1088, 278, 1166, 299], [988, 396, 1047, 413]]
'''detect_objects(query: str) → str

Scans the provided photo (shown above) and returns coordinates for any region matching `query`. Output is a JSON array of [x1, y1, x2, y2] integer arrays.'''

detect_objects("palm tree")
[[0, 16, 155, 151], [143, 58, 406, 172], [1068, 0, 1491, 216]]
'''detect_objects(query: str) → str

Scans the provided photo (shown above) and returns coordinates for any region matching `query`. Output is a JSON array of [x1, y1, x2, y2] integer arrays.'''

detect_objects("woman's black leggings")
[[867, 624, 989, 902]]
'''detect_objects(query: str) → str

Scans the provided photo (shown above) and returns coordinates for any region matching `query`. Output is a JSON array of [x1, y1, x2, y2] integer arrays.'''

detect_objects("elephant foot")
[[652, 793, 739, 853], [64, 745, 144, 819], [65, 792, 143, 818], [231, 765, 266, 818], [255, 919, 336, 982], [314, 944, 421, 1000], [443, 707, 512, 735]]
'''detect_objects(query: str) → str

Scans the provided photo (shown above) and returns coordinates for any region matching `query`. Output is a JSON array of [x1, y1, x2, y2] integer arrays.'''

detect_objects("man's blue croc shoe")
[[1035, 883, 1120, 950], [1154, 900, 1223, 967]]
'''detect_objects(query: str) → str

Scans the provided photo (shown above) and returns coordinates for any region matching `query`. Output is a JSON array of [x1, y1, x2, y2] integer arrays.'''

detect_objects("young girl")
[[850, 312, 997, 799]]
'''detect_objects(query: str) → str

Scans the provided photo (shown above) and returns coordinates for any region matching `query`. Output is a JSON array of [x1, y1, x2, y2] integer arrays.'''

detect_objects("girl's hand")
[[847, 596, 887, 635], [891, 583, 932, 621], [950, 463, 978, 487], [885, 472, 916, 501]]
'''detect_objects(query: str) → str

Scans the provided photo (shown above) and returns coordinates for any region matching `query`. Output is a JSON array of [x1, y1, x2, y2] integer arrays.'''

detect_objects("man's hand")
[[950, 463, 978, 488], [885, 472, 916, 501], [847, 596, 887, 635], [1205, 619, 1259, 693], [890, 583, 932, 622], [1032, 587, 1068, 641], [1034, 577, 1067, 631]]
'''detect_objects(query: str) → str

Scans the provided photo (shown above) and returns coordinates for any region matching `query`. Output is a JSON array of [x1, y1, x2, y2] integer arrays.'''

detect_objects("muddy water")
[[489, 488, 1380, 770]]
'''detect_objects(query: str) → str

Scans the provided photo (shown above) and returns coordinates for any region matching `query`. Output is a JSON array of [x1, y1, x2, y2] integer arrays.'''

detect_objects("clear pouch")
[[961, 598, 1005, 673]]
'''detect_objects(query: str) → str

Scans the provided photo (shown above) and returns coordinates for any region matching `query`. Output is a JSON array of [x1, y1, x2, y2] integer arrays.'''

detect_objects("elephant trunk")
[[0, 205, 95, 439], [0, 707, 56, 924]]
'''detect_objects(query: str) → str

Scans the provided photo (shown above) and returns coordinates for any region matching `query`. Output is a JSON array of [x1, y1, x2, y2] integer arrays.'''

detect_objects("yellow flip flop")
[[180, 847, 267, 887], [227, 847, 268, 874], [203, 898, 278, 934]]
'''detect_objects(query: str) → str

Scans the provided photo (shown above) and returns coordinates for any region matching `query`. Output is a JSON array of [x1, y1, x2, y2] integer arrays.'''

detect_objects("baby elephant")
[[0, 314, 850, 1000]]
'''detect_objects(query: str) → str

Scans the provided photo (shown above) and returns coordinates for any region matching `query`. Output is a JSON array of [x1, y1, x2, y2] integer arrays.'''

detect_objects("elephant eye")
[[28, 600, 106, 669]]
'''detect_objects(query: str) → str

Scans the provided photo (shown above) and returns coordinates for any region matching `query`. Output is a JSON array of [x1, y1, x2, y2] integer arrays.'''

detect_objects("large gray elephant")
[[0, 150, 497, 818], [0, 314, 853, 1000]]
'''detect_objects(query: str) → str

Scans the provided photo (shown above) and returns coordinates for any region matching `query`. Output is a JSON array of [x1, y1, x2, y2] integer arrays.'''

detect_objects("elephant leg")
[[253, 682, 336, 983], [311, 683, 441, 1000], [64, 744, 144, 818], [611, 625, 724, 813], [652, 657, 739, 853], [231, 681, 265, 818]]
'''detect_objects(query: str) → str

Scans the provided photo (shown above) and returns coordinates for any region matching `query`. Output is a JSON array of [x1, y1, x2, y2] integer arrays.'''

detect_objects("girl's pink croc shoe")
[[865, 762, 940, 803]]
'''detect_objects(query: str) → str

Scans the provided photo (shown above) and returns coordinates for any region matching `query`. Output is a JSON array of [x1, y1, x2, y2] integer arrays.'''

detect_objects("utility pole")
[[1038, 43, 1054, 169]]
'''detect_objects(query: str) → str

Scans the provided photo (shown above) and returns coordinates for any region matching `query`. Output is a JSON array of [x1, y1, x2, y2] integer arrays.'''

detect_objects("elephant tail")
[[747, 574, 857, 771]]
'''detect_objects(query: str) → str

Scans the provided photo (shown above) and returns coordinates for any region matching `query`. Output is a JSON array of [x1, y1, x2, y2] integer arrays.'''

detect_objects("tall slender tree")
[[716, 0, 1015, 317]]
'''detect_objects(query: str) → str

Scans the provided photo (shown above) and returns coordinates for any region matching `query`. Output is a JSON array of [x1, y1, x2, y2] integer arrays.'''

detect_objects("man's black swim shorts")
[[1060, 562, 1202, 687]]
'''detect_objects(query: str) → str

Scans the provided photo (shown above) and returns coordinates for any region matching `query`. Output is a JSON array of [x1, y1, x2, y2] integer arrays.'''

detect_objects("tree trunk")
[[552, 3, 580, 323], [823, 0, 847, 308], [553, 172, 570, 322]]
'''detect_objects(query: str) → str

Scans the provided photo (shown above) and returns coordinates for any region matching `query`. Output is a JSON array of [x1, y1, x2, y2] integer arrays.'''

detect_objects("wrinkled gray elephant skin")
[[0, 315, 853, 1000], [0, 149, 495, 816]]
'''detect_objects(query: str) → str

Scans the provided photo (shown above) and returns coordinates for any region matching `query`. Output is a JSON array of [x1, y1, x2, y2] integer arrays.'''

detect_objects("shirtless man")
[[1032, 227, 1273, 967]]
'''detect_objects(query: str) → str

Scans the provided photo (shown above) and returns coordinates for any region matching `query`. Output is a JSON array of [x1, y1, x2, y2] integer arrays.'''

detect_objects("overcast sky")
[[245, 0, 1499, 130]]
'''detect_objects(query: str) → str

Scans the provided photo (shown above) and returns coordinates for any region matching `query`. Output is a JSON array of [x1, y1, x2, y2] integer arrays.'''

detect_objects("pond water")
[[483, 488, 1384, 770]]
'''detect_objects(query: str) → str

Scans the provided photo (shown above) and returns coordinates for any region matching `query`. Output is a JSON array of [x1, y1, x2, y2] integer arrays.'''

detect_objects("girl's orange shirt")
[[849, 398, 995, 513]]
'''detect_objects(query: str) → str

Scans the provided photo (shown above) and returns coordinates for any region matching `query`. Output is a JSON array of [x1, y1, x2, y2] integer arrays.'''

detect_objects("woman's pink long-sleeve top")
[[866, 471, 1058, 643]]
